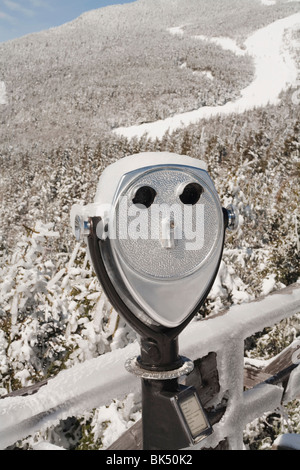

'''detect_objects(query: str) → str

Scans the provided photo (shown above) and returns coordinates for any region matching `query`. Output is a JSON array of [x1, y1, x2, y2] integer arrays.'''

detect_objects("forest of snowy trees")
[[0, 0, 299, 450], [1, 87, 299, 448], [1, 0, 299, 153]]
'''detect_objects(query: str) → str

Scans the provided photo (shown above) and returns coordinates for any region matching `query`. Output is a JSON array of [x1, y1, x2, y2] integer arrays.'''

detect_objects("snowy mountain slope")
[[0, 0, 299, 154], [114, 13, 300, 139]]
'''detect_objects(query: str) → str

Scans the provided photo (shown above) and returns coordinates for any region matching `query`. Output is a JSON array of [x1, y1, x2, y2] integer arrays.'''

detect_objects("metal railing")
[[0, 283, 300, 450]]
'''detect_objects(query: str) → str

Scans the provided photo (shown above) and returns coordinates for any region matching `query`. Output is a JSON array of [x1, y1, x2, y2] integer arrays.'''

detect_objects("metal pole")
[[142, 378, 191, 450], [137, 337, 196, 450]]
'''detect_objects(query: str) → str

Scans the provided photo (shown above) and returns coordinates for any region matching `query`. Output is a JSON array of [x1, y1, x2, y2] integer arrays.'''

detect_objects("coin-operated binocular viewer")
[[71, 152, 238, 450]]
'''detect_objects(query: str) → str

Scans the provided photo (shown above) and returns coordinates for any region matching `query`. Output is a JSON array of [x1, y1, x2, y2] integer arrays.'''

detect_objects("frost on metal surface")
[[125, 356, 194, 380], [284, 365, 300, 404], [0, 342, 140, 450]]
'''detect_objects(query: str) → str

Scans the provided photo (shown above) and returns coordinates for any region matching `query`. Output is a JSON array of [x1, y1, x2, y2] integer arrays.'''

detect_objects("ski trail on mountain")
[[114, 13, 300, 140], [0, 82, 7, 105]]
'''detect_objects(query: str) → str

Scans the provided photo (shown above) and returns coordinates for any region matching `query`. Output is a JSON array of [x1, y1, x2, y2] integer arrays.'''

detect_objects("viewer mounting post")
[[71, 152, 238, 450]]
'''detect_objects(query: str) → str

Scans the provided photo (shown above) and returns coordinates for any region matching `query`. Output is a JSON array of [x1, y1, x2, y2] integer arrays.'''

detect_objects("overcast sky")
[[0, 0, 136, 43]]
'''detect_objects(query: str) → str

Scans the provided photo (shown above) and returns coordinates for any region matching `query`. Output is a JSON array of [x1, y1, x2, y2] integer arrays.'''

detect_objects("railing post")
[[222, 339, 245, 450]]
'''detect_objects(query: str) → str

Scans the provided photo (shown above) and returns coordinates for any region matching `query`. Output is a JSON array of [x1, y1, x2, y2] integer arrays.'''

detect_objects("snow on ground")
[[194, 35, 246, 55], [114, 13, 300, 140], [33, 441, 66, 451], [167, 25, 185, 36], [193, 69, 214, 80], [261, 0, 276, 6], [0, 81, 7, 105]]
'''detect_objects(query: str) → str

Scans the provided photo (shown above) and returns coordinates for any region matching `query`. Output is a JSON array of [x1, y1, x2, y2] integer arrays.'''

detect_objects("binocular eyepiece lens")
[[132, 186, 157, 209], [179, 183, 203, 206]]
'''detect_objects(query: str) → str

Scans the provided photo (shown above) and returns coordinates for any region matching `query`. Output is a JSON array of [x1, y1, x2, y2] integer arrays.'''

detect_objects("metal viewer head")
[[70, 152, 237, 334]]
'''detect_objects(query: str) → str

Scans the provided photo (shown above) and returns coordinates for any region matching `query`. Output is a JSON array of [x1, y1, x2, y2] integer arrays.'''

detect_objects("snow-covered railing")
[[0, 283, 300, 450]]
